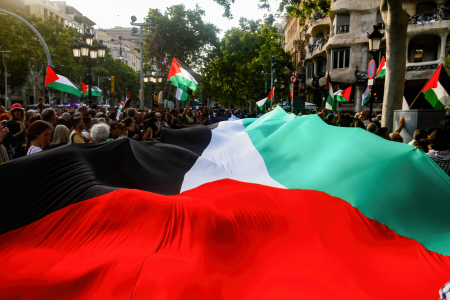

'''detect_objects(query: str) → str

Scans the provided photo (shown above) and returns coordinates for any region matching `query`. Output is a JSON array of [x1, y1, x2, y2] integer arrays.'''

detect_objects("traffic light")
[[293, 80, 300, 97], [271, 55, 276, 70], [111, 76, 115, 93]]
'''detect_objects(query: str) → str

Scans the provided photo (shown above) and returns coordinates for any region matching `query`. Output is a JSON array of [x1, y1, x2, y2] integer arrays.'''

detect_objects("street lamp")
[[1, 50, 12, 109], [367, 25, 385, 116], [71, 29, 106, 104], [131, 15, 155, 109], [118, 36, 124, 60]]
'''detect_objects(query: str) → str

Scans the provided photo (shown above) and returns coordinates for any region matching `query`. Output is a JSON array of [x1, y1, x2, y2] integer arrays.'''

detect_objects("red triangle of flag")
[[342, 86, 352, 101], [45, 65, 59, 87], [290, 92, 293, 100], [82, 82, 88, 95], [168, 58, 181, 79], [422, 64, 442, 92], [126, 92, 131, 99], [268, 87, 275, 101]]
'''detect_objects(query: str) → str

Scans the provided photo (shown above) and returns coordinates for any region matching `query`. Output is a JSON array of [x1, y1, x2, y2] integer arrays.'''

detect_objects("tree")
[[143, 4, 220, 77], [202, 20, 293, 110]]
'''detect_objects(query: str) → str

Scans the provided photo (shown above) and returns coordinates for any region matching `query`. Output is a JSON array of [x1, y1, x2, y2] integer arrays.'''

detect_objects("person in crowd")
[[337, 114, 353, 127], [142, 118, 158, 141], [109, 111, 118, 123], [77, 106, 89, 118], [82, 117, 92, 140], [26, 120, 52, 155], [374, 127, 390, 140], [127, 108, 142, 139], [5, 103, 27, 158], [389, 132, 404, 143], [0, 113, 9, 121], [98, 117, 108, 124], [408, 129, 428, 147], [50, 125, 70, 149], [60, 112, 71, 129], [0, 105, 5, 115], [427, 127, 450, 176], [359, 111, 371, 126], [41, 108, 57, 127], [351, 119, 366, 130], [171, 110, 183, 129], [90, 123, 110, 143], [202, 111, 211, 125], [37, 97, 45, 113], [326, 114, 336, 126], [181, 107, 194, 124], [367, 123, 377, 133], [427, 127, 436, 142], [109, 123, 126, 140], [122, 117, 140, 139], [29, 114, 42, 124], [70, 117, 88, 144], [0, 120, 10, 164], [25, 110, 35, 128]]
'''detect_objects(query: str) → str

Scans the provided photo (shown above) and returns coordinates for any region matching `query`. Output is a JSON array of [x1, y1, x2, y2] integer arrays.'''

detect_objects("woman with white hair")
[[90, 123, 110, 143], [50, 125, 70, 149]]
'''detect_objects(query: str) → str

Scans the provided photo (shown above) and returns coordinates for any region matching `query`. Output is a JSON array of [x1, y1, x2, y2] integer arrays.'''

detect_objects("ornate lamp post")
[[367, 25, 384, 116], [71, 30, 107, 104], [144, 72, 164, 109]]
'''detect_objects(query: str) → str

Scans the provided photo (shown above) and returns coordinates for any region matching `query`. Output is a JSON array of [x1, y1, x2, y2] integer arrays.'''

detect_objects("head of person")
[[0, 105, 5, 114], [413, 129, 428, 142], [135, 112, 143, 121], [337, 114, 353, 127], [429, 127, 450, 151], [359, 111, 370, 121], [186, 109, 193, 117], [25, 110, 36, 125], [0, 120, 7, 130], [374, 127, 390, 140], [122, 117, 135, 128], [9, 103, 25, 121], [27, 120, 52, 148], [100, 106, 106, 113], [427, 127, 436, 141], [127, 108, 136, 119], [29, 114, 42, 124], [83, 116, 93, 131], [110, 123, 123, 139], [149, 117, 158, 127], [38, 97, 43, 103], [95, 112, 106, 119], [351, 119, 366, 130], [41, 108, 57, 126], [52, 125, 70, 146], [72, 117, 85, 132], [77, 106, 88, 116], [90, 123, 110, 143], [389, 132, 404, 143], [109, 111, 117, 121], [97, 117, 108, 124], [367, 123, 377, 133]]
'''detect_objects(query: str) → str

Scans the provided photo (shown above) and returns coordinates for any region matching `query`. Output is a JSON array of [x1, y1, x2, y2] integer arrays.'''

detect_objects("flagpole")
[[409, 63, 442, 109]]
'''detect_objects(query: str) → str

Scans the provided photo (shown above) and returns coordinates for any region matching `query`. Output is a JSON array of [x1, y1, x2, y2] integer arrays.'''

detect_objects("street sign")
[[368, 79, 374, 86], [290, 75, 298, 84], [368, 60, 376, 79]]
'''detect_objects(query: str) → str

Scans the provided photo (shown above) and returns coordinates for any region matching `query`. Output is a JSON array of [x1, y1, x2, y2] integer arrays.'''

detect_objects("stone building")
[[284, 0, 450, 112], [96, 29, 141, 72]]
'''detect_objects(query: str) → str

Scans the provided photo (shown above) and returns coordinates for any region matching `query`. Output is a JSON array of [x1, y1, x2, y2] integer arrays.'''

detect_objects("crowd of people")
[[0, 99, 241, 164], [0, 99, 449, 177]]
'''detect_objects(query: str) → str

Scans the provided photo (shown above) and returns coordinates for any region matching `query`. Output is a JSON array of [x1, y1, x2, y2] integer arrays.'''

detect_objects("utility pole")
[[1, 50, 12, 109], [130, 15, 155, 109], [271, 55, 276, 90]]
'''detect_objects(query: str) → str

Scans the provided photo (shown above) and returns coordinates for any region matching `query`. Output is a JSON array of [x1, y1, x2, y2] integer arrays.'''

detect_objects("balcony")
[[307, 35, 329, 54]]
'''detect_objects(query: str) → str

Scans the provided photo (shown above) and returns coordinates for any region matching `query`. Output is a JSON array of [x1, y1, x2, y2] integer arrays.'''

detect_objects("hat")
[[11, 103, 23, 111], [155, 112, 161, 117]]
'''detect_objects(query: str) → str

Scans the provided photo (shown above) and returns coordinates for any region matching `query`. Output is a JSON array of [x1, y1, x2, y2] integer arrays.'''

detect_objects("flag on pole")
[[325, 72, 335, 111], [168, 58, 202, 91], [45, 65, 82, 97], [256, 87, 275, 111], [419, 64, 450, 110], [173, 82, 189, 101], [124, 92, 131, 108], [334, 86, 352, 102], [116, 102, 123, 121], [376, 56, 386, 78], [362, 86, 371, 105], [82, 85, 102, 97]]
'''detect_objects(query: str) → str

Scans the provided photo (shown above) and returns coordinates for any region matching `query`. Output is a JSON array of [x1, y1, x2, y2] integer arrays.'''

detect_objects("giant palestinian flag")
[[45, 65, 82, 97], [420, 64, 450, 110], [168, 58, 202, 91], [1, 107, 450, 299]]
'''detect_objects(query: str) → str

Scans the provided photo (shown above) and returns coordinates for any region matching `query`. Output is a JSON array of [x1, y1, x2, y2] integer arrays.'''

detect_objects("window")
[[124, 53, 127, 58], [332, 49, 350, 69], [334, 14, 350, 34], [408, 35, 439, 63], [306, 63, 313, 79], [124, 60, 128, 64]]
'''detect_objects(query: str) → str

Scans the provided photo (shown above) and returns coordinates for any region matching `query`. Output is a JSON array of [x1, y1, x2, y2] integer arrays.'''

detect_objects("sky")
[[64, 0, 280, 38]]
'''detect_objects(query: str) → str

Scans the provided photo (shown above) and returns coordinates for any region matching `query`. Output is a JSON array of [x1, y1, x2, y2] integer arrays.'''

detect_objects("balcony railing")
[[307, 35, 329, 53], [406, 61, 440, 71], [409, 3, 450, 24], [311, 11, 327, 23]]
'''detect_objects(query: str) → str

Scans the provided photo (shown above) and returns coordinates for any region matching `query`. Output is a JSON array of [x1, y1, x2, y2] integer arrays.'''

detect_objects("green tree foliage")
[[143, 4, 220, 75], [202, 19, 293, 109], [213, 0, 331, 20]]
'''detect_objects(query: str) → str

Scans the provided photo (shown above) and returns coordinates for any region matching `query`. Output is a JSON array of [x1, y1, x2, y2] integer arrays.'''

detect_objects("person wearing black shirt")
[[5, 103, 27, 158]]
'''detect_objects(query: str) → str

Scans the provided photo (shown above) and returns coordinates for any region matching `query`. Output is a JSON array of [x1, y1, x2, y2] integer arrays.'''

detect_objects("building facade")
[[96, 29, 141, 72], [284, 0, 450, 112]]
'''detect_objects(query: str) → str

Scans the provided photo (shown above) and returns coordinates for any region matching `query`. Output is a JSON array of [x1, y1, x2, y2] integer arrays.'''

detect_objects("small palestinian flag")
[[362, 86, 371, 105], [256, 87, 274, 111], [325, 72, 335, 111], [420, 64, 450, 110], [376, 56, 386, 78], [45, 65, 82, 97], [82, 85, 102, 97], [334, 86, 352, 102], [192, 97, 201, 105], [168, 58, 202, 91], [124, 92, 131, 108], [1, 107, 450, 298], [82, 82, 88, 95], [116, 102, 123, 121]]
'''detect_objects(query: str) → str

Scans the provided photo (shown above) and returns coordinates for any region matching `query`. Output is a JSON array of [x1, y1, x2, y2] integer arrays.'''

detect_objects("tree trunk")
[[380, 0, 410, 131]]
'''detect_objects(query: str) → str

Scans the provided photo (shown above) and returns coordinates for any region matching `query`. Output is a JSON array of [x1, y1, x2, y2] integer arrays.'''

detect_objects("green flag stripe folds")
[[46, 76, 82, 97]]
